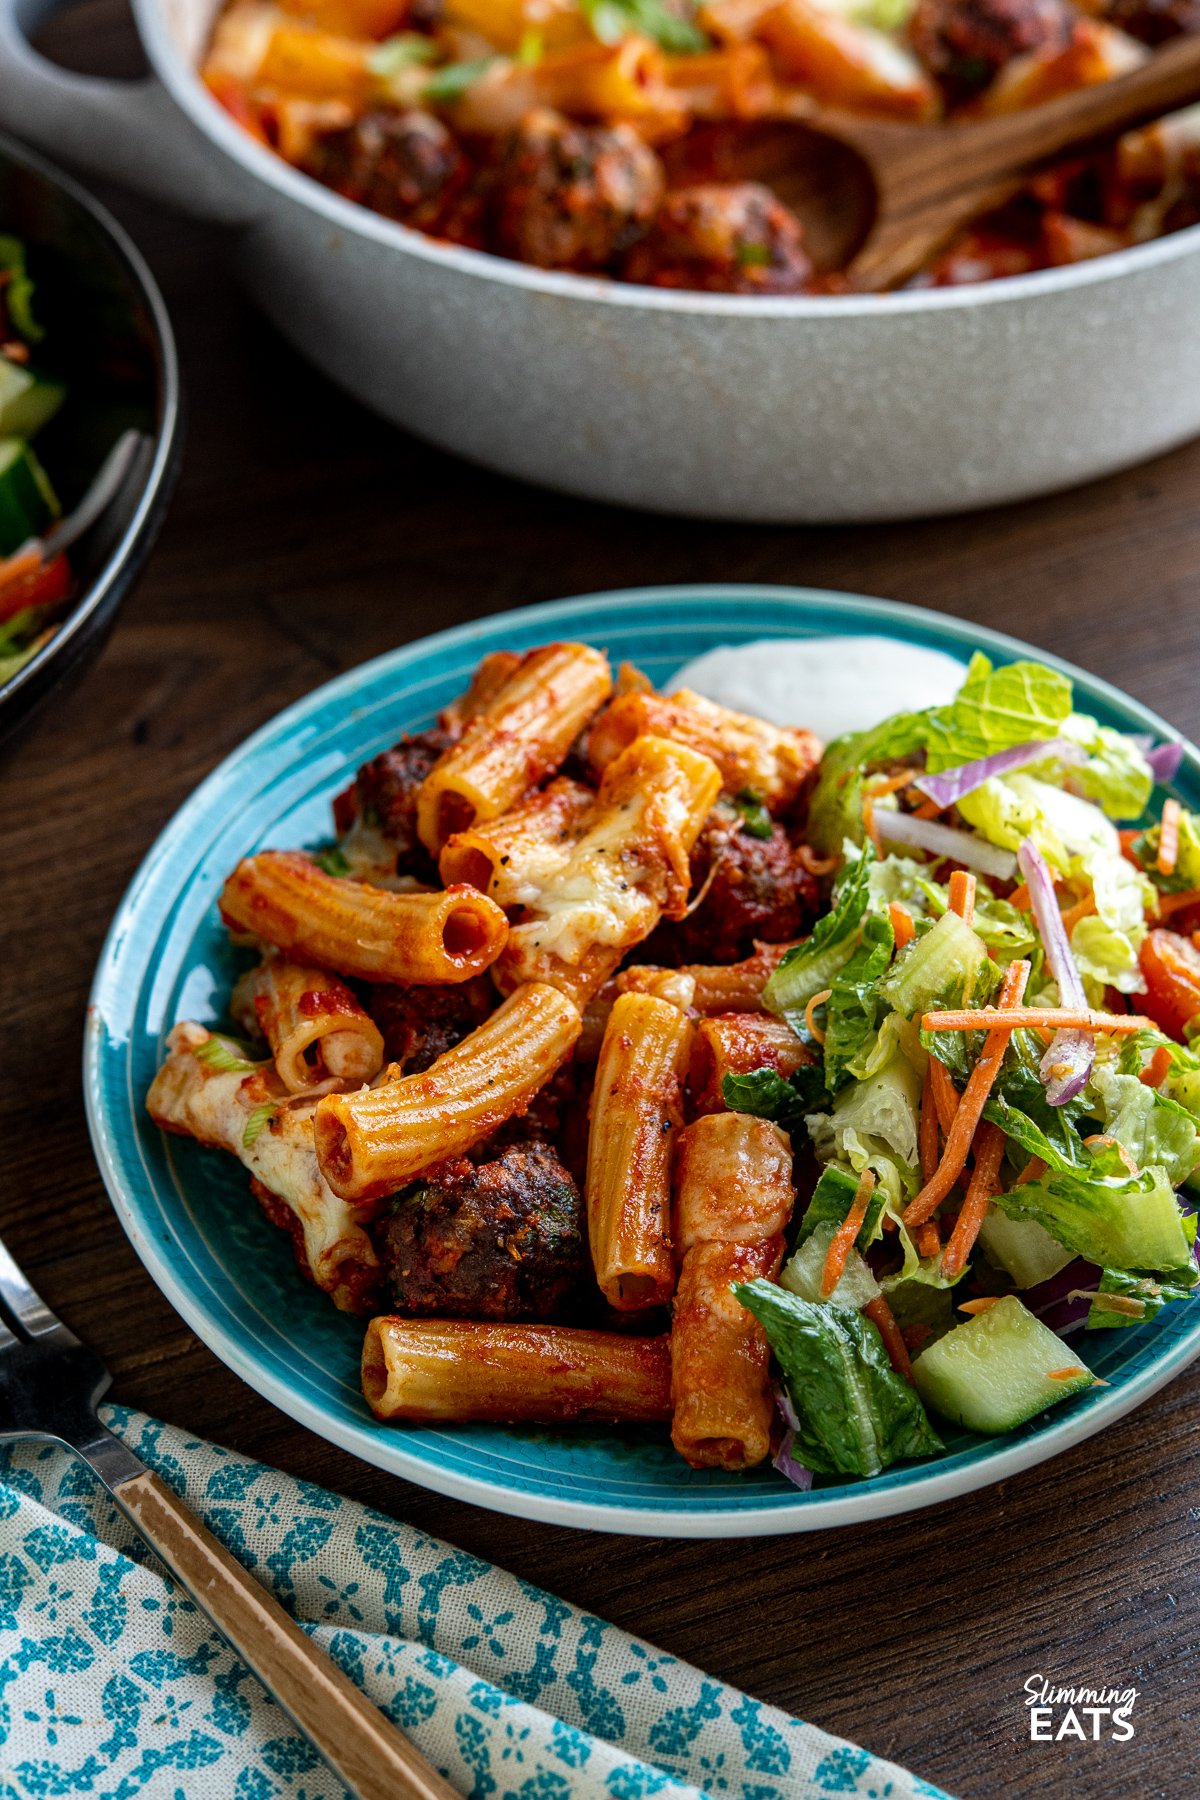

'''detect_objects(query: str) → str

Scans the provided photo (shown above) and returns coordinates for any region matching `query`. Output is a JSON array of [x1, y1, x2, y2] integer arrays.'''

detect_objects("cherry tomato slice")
[[1138, 928, 1200, 1041], [0, 553, 71, 624]]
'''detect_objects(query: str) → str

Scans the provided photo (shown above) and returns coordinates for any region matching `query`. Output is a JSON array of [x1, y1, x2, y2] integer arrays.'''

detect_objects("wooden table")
[[4, 12, 1198, 1794]]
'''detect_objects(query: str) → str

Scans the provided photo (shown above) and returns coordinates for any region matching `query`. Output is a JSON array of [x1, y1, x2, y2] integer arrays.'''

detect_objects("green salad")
[[731, 652, 1200, 1483]]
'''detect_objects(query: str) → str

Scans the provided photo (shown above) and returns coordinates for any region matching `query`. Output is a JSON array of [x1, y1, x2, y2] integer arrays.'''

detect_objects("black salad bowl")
[[0, 130, 182, 749]]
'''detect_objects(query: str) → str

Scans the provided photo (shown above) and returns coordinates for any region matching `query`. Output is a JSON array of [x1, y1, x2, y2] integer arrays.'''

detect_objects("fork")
[[0, 1229, 457, 1800]]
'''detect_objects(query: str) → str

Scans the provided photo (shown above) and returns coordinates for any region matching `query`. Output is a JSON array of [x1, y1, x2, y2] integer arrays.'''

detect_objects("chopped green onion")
[[242, 1102, 278, 1149], [516, 27, 543, 63], [194, 1036, 261, 1075], [368, 32, 439, 74], [734, 787, 773, 839], [423, 55, 499, 100], [736, 242, 773, 268], [313, 846, 351, 877], [580, 0, 708, 51]]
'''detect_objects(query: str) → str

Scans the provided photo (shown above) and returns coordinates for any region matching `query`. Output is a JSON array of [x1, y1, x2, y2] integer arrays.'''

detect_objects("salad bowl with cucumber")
[[0, 134, 179, 745], [730, 650, 1200, 1487]]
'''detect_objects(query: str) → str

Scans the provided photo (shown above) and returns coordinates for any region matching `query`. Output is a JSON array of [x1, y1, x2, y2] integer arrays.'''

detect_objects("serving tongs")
[[0, 1224, 457, 1800], [692, 30, 1200, 289]]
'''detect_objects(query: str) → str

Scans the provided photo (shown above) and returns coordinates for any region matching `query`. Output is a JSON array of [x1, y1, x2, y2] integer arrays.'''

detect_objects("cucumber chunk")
[[0, 437, 59, 555], [0, 358, 65, 440], [978, 1208, 1075, 1289], [912, 1293, 1095, 1434]]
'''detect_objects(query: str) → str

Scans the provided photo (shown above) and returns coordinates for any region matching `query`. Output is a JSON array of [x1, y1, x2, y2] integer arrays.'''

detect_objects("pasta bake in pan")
[[148, 640, 1200, 1484], [200, 0, 1200, 290]]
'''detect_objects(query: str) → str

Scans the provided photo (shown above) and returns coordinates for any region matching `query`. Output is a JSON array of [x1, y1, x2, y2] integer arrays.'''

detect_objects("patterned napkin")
[[0, 1408, 951, 1800]]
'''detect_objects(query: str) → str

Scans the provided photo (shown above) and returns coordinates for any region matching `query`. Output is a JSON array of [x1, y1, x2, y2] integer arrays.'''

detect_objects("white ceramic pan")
[[4, 0, 1199, 521]]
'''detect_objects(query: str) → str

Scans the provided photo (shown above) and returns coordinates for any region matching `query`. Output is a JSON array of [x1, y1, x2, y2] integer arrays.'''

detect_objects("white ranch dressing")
[[670, 636, 966, 742]]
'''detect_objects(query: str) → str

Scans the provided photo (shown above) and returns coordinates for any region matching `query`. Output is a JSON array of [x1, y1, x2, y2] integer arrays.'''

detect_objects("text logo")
[[1025, 1675, 1137, 1741]]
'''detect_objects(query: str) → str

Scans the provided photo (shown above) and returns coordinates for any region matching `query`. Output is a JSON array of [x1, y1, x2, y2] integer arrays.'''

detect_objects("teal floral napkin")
[[0, 1408, 950, 1800]]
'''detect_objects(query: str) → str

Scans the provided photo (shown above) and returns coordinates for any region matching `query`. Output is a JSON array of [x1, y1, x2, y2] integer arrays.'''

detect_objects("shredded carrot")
[[861, 796, 883, 860], [805, 988, 832, 1046], [929, 1056, 960, 1135], [941, 1121, 1006, 1280], [889, 901, 915, 951], [1047, 1367, 1090, 1382], [948, 869, 976, 926], [862, 1294, 914, 1382], [866, 771, 916, 797], [1060, 892, 1096, 934], [919, 1071, 939, 1182], [914, 1222, 941, 1259], [1083, 1134, 1138, 1175], [923, 1006, 1152, 1036], [1015, 1156, 1047, 1185], [913, 799, 941, 820], [820, 1168, 875, 1298], [1009, 883, 1033, 912], [1155, 888, 1200, 919], [1140, 1044, 1173, 1089], [0, 340, 29, 365], [1070, 1289, 1145, 1318], [798, 846, 840, 877], [903, 961, 1030, 1229], [957, 1295, 1003, 1315], [1158, 798, 1181, 878]]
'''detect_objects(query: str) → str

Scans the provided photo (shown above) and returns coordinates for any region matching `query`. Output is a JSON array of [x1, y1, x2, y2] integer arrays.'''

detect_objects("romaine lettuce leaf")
[[981, 1064, 1091, 1172], [0, 235, 42, 342], [922, 654, 1073, 774], [781, 1219, 881, 1310], [1052, 713, 1154, 821], [822, 911, 894, 1091], [994, 1159, 1195, 1277], [807, 718, 927, 855], [763, 845, 875, 1026], [806, 1050, 922, 1174], [1089, 1064, 1200, 1187], [1086, 1266, 1198, 1330], [735, 1279, 944, 1476], [796, 1162, 886, 1248]]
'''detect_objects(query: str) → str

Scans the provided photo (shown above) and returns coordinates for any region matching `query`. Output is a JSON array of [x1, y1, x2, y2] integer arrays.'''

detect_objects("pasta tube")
[[673, 1111, 795, 1251], [438, 777, 594, 901], [233, 953, 384, 1093], [362, 1319, 673, 1423], [219, 852, 508, 984], [416, 642, 612, 855], [494, 734, 722, 1006], [619, 941, 789, 1014], [146, 1023, 379, 1312], [669, 1111, 794, 1469], [589, 688, 821, 812], [690, 1013, 814, 1115], [586, 991, 693, 1310], [314, 981, 581, 1201], [670, 1238, 782, 1470], [533, 38, 687, 136]]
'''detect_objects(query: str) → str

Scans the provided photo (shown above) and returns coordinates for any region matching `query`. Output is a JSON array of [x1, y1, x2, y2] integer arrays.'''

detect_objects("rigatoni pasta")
[[362, 1318, 673, 1422], [219, 851, 508, 984], [416, 642, 612, 855], [586, 990, 693, 1310], [233, 952, 384, 1092], [689, 1012, 816, 1115], [314, 981, 582, 1201], [588, 687, 821, 812]]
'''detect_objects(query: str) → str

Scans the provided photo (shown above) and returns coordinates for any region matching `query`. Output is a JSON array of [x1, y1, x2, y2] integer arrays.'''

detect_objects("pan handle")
[[0, 0, 254, 223]]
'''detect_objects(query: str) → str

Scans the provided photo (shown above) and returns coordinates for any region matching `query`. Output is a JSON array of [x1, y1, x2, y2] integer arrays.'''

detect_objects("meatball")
[[493, 109, 665, 271], [908, 0, 1077, 100], [656, 810, 820, 964], [1096, 0, 1200, 41], [306, 109, 479, 238], [367, 977, 494, 1072], [623, 183, 812, 294], [333, 725, 454, 873], [379, 1144, 587, 1320]]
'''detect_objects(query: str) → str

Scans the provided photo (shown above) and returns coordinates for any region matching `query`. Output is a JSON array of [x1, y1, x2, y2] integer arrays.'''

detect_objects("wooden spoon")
[[676, 32, 1200, 289]]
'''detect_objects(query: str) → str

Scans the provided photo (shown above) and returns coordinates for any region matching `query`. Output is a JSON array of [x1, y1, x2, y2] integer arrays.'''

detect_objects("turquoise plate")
[[85, 586, 1200, 1536]]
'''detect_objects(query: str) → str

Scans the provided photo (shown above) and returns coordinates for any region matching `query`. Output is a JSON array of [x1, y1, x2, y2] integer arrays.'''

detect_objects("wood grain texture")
[[115, 1471, 458, 1800], [4, 7, 1199, 1796]]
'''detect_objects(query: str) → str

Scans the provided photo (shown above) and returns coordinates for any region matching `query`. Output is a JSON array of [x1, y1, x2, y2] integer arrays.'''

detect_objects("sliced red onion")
[[914, 738, 1080, 810], [1147, 741, 1184, 784], [1024, 1256, 1100, 1338], [875, 809, 1018, 880], [1017, 838, 1094, 1106], [773, 1430, 815, 1490]]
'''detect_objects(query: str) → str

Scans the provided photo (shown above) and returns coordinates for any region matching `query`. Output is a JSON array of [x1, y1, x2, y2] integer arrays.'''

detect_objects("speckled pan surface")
[[85, 586, 1200, 1536], [3, 0, 1200, 521]]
